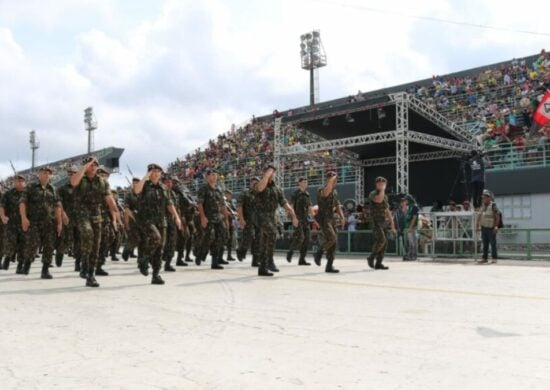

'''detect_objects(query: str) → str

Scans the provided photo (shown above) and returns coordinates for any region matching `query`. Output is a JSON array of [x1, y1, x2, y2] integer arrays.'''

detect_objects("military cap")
[[147, 163, 163, 172], [38, 166, 53, 174], [82, 156, 98, 165], [205, 168, 219, 176], [66, 165, 78, 173], [375, 176, 387, 183], [132, 177, 140, 183], [482, 189, 493, 199], [14, 174, 26, 181], [297, 177, 308, 183], [224, 189, 232, 195], [97, 166, 110, 175]]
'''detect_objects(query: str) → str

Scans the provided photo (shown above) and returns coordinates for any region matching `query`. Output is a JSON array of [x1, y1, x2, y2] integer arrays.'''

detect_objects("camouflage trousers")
[[140, 223, 166, 273], [371, 224, 388, 262], [226, 222, 235, 253], [125, 219, 142, 253], [238, 221, 259, 258], [289, 220, 311, 258], [24, 219, 56, 265], [176, 222, 191, 258], [257, 218, 277, 269], [198, 221, 225, 260], [99, 218, 114, 265], [56, 221, 79, 259], [163, 221, 178, 262], [77, 216, 103, 273], [3, 223, 25, 260], [319, 220, 337, 259]]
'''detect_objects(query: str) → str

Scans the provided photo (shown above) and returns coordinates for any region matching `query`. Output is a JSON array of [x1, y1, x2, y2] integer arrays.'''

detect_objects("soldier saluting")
[[254, 165, 298, 277], [19, 167, 63, 279], [367, 177, 396, 270], [70, 156, 119, 287], [313, 171, 345, 273], [134, 164, 182, 285]]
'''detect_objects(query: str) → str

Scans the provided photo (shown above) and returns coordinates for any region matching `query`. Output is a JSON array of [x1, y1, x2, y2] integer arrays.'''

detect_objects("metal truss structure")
[[275, 92, 477, 197]]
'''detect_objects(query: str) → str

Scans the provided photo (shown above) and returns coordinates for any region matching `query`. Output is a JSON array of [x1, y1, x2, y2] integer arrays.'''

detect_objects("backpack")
[[492, 203, 504, 229]]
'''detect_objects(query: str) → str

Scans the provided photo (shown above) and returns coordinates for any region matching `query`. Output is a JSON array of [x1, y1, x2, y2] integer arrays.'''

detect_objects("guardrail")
[[485, 142, 550, 171], [270, 228, 550, 261]]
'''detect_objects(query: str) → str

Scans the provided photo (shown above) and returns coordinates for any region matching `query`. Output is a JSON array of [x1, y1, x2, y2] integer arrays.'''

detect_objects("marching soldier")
[[224, 189, 237, 262], [313, 172, 345, 273], [161, 175, 180, 272], [134, 163, 182, 284], [109, 189, 124, 261], [0, 174, 26, 272], [19, 167, 63, 279], [122, 178, 141, 262], [172, 179, 191, 267], [254, 165, 298, 277], [70, 157, 119, 287], [96, 166, 115, 276], [367, 177, 397, 270], [196, 169, 227, 269], [286, 177, 315, 266], [236, 177, 259, 266], [56, 166, 79, 270]]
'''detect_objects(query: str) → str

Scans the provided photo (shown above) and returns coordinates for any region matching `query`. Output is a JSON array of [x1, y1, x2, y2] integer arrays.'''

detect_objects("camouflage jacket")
[[1, 188, 25, 225], [237, 189, 256, 223], [20, 182, 60, 222], [73, 175, 110, 221], [197, 183, 224, 223], [368, 190, 389, 226], [253, 182, 287, 223], [58, 183, 75, 219], [317, 188, 340, 223], [291, 189, 311, 222], [137, 180, 173, 227]]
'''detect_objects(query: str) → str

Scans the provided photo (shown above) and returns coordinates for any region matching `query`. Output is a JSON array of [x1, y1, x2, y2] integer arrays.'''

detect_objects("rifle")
[[126, 165, 134, 178]]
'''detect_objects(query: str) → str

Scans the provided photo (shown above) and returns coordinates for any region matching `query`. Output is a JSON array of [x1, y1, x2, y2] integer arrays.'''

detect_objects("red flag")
[[533, 91, 550, 127]]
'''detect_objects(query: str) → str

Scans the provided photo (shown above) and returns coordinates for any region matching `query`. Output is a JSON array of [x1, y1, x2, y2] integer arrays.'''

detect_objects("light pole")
[[84, 107, 98, 154], [29, 130, 40, 172], [300, 30, 327, 106]]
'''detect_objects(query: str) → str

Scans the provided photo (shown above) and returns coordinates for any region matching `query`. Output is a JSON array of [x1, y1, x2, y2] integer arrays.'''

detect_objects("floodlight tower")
[[84, 107, 98, 154], [29, 130, 40, 172], [300, 30, 327, 106]]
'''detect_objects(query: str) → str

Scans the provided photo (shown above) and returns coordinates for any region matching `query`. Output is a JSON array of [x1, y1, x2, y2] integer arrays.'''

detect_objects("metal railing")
[[272, 228, 550, 261], [485, 142, 550, 171]]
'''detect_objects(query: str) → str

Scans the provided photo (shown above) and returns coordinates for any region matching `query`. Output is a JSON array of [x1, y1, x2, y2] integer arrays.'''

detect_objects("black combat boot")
[[122, 248, 130, 261], [367, 254, 375, 269], [227, 249, 236, 261], [74, 257, 81, 272], [258, 265, 273, 277], [211, 256, 224, 270], [129, 250, 137, 258], [251, 255, 259, 267], [95, 266, 109, 276], [2, 256, 11, 270], [267, 258, 279, 273], [236, 248, 245, 262], [15, 261, 24, 274], [41, 264, 53, 279], [151, 272, 165, 285], [298, 255, 311, 266], [185, 251, 194, 263], [138, 256, 149, 276], [22, 260, 31, 275], [325, 254, 339, 273], [164, 259, 176, 272], [55, 252, 63, 267], [176, 251, 185, 266], [314, 249, 323, 266], [286, 250, 293, 263], [375, 257, 389, 270], [86, 271, 99, 288], [111, 255, 119, 261], [79, 257, 88, 279]]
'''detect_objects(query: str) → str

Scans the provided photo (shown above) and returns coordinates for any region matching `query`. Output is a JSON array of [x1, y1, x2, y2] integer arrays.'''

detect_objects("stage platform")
[[1, 256, 549, 389]]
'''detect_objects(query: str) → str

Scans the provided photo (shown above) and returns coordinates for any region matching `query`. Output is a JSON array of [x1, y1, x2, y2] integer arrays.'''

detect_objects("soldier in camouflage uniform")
[[134, 164, 182, 285], [224, 189, 237, 262], [286, 177, 314, 266], [122, 178, 142, 262], [96, 166, 115, 276], [254, 166, 298, 277], [172, 180, 192, 266], [236, 177, 259, 266], [0, 184, 4, 264], [19, 167, 63, 279], [0, 174, 26, 272], [196, 169, 227, 269], [109, 189, 124, 261], [56, 166, 79, 270], [71, 157, 119, 287], [367, 177, 397, 270], [313, 172, 345, 273], [161, 175, 181, 272]]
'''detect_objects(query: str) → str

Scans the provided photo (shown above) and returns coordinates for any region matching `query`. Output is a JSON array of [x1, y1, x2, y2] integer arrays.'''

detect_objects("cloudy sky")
[[0, 0, 548, 186]]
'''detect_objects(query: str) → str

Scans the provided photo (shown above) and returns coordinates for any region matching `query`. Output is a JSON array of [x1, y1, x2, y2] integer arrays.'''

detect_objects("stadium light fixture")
[[84, 107, 98, 154], [300, 30, 327, 106], [29, 130, 40, 172]]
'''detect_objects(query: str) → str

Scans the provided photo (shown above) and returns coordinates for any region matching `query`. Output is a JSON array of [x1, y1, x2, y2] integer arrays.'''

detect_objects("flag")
[[533, 91, 550, 128]]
